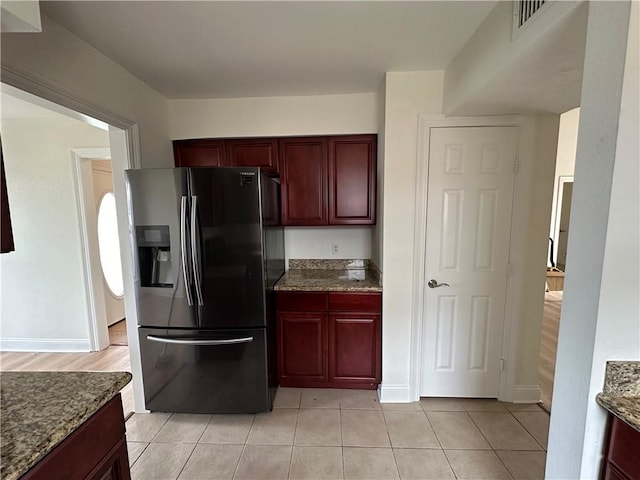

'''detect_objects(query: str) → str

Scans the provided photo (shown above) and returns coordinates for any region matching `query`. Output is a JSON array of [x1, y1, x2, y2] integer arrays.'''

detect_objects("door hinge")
[[500, 358, 505, 372], [513, 156, 520, 175]]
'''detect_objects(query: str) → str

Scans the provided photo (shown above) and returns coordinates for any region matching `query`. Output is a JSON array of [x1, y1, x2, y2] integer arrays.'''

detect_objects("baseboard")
[[510, 384, 541, 403], [378, 383, 411, 403], [0, 338, 91, 352]]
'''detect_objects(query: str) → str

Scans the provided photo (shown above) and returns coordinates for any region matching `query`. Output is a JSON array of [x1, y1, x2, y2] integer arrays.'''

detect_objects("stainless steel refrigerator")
[[125, 167, 284, 414]]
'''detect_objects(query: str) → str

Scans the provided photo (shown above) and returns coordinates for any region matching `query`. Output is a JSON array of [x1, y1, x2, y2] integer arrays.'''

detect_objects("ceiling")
[[40, 1, 498, 99]]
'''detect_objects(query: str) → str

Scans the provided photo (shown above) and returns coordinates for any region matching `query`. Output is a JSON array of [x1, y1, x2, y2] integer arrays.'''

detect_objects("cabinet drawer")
[[608, 417, 640, 479], [328, 292, 381, 313], [277, 292, 327, 312]]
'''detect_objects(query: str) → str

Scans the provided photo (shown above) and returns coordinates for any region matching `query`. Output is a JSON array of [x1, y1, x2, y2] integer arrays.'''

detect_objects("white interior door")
[[92, 159, 125, 327], [421, 126, 517, 398]]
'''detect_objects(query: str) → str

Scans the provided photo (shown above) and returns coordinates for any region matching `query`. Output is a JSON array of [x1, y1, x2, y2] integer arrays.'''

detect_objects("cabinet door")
[[278, 312, 328, 384], [279, 137, 328, 225], [607, 416, 640, 479], [173, 139, 226, 167], [328, 135, 376, 225], [329, 313, 380, 384], [226, 139, 279, 174]]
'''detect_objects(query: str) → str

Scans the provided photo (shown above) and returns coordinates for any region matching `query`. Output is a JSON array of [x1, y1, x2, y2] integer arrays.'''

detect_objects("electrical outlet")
[[332, 243, 339, 255]]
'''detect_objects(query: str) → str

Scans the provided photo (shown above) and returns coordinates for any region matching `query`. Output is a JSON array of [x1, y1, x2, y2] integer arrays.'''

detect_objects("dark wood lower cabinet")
[[602, 415, 640, 480], [278, 312, 327, 384], [277, 291, 381, 389], [329, 313, 380, 387], [22, 395, 130, 480]]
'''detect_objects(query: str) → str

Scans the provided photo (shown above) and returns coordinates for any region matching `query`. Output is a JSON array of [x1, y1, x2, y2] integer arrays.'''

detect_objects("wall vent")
[[516, 0, 546, 29], [512, 0, 551, 40]]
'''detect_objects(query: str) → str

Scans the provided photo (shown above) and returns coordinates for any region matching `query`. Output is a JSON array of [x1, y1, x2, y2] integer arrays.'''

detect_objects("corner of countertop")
[[596, 361, 640, 432], [368, 260, 383, 288], [602, 360, 640, 397]]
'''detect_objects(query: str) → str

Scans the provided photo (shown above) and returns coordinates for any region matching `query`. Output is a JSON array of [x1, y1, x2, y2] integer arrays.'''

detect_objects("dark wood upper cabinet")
[[173, 134, 377, 226], [173, 139, 226, 167], [279, 137, 328, 226], [225, 138, 279, 174], [328, 135, 376, 225]]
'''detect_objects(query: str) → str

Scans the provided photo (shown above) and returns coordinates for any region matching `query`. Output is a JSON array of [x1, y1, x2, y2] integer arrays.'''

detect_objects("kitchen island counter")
[[0, 371, 132, 480]]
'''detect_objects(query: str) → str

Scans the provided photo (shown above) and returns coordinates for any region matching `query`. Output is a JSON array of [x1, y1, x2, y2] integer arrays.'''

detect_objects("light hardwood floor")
[[109, 319, 128, 346], [0, 346, 134, 418], [539, 291, 562, 410]]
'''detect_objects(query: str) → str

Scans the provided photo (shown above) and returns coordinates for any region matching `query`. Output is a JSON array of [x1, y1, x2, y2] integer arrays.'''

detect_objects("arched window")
[[97, 192, 124, 297]]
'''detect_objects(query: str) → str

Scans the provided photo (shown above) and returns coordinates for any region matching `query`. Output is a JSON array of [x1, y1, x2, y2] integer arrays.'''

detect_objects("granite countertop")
[[596, 361, 640, 432], [0, 371, 132, 480], [275, 259, 382, 292]]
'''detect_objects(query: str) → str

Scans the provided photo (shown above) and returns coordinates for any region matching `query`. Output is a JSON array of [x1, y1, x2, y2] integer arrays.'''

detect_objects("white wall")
[[169, 93, 379, 264], [581, 5, 639, 474], [546, 1, 637, 478], [1, 0, 41, 32], [169, 93, 378, 139], [378, 71, 444, 400], [0, 117, 110, 351], [548, 107, 579, 264], [371, 77, 386, 270], [284, 227, 371, 267], [443, 1, 586, 116]]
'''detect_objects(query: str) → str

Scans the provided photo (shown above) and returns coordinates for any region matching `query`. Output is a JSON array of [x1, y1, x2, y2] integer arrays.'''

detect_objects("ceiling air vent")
[[517, 0, 546, 27], [513, 0, 549, 38]]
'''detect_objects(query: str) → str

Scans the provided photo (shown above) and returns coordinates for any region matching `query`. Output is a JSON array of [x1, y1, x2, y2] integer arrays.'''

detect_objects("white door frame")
[[1, 71, 143, 406], [552, 175, 574, 268], [410, 114, 526, 402], [72, 147, 113, 351]]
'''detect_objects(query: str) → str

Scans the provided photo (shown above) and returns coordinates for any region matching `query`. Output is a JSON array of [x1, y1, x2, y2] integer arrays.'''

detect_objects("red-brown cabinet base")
[[277, 291, 381, 390], [22, 395, 129, 480], [602, 415, 640, 480]]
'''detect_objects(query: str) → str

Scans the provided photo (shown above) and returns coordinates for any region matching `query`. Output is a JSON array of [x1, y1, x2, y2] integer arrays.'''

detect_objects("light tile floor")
[[126, 388, 549, 480]]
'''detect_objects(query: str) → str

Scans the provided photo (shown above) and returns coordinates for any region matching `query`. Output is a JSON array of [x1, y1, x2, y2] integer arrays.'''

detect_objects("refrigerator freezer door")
[[126, 168, 197, 328], [139, 327, 271, 413], [189, 168, 266, 328]]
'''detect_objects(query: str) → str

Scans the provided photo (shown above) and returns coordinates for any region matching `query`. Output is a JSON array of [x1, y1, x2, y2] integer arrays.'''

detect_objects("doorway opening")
[[0, 83, 135, 416], [539, 108, 579, 411]]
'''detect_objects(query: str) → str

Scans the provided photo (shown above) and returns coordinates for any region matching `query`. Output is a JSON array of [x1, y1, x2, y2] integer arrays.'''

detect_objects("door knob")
[[428, 279, 450, 288]]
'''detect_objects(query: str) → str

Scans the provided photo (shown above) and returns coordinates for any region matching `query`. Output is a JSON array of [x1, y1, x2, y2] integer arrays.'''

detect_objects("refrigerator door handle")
[[146, 335, 254, 346], [190, 195, 205, 306], [180, 196, 194, 306]]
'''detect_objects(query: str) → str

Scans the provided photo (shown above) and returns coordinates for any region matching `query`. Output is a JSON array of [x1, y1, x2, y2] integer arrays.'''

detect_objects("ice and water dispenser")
[[136, 225, 173, 288]]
